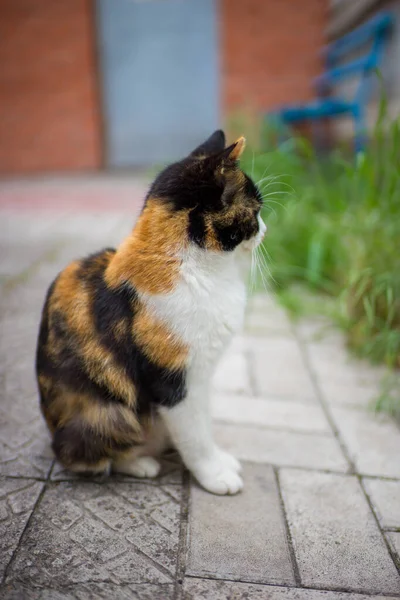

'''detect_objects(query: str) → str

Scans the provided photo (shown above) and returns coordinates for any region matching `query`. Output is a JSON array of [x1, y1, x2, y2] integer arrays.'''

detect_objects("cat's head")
[[146, 130, 266, 252]]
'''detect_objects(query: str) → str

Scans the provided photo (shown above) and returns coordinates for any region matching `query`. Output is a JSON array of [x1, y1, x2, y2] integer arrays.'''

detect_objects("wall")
[[220, 0, 328, 113], [0, 0, 101, 174], [329, 0, 400, 140], [0, 0, 329, 174]]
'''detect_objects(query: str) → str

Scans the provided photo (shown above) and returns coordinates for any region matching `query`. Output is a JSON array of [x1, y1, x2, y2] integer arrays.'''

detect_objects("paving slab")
[[251, 338, 316, 401], [212, 352, 251, 395], [244, 308, 293, 336], [0, 416, 53, 479], [212, 393, 331, 433], [0, 583, 174, 600], [307, 342, 385, 387], [330, 406, 400, 478], [4, 481, 181, 589], [294, 316, 345, 346], [0, 241, 57, 280], [0, 213, 64, 244], [0, 478, 44, 581], [0, 213, 64, 280], [186, 463, 294, 584], [279, 469, 400, 594], [0, 297, 53, 479], [184, 578, 400, 599], [214, 423, 348, 471], [0, 353, 53, 478], [247, 293, 282, 313], [363, 478, 400, 529], [317, 379, 382, 409]]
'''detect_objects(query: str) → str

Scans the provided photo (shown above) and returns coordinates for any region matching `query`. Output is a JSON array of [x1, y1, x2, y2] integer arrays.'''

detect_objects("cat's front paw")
[[192, 459, 244, 495], [214, 447, 242, 474]]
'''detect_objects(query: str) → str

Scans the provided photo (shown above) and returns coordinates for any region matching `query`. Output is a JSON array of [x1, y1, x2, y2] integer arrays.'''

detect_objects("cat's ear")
[[190, 130, 226, 157], [220, 136, 246, 162]]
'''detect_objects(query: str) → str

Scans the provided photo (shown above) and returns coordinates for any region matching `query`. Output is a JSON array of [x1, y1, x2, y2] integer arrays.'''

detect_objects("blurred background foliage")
[[239, 105, 400, 418]]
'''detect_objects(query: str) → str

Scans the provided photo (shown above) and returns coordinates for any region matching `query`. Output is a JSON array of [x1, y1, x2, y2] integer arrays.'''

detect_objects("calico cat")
[[36, 130, 266, 495]]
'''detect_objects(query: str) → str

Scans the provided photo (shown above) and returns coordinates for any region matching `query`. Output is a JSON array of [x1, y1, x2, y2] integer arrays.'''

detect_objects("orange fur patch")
[[133, 304, 188, 371], [203, 215, 222, 251], [113, 317, 130, 341], [49, 259, 136, 407], [105, 198, 189, 294], [45, 387, 143, 445]]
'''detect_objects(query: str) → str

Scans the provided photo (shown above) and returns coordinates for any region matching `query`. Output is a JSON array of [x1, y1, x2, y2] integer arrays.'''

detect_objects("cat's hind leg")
[[69, 459, 112, 476], [52, 422, 112, 476], [113, 454, 161, 478], [112, 417, 170, 478], [49, 395, 144, 477]]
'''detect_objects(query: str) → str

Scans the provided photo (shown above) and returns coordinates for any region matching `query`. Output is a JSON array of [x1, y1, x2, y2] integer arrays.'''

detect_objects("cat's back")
[[35, 247, 133, 413], [38, 247, 117, 337]]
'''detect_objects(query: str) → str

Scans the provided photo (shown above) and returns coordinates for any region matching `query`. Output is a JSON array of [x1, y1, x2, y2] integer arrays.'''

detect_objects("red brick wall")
[[221, 0, 328, 112], [0, 0, 101, 174]]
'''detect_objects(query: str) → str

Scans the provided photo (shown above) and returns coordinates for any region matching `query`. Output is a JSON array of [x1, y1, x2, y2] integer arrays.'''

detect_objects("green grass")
[[240, 114, 400, 418]]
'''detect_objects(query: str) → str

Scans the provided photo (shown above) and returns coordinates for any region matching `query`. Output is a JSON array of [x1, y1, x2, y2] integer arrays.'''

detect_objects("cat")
[[36, 130, 266, 495]]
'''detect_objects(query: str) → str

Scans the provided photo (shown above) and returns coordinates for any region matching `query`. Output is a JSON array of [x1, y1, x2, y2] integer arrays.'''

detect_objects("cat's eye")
[[230, 233, 237, 240]]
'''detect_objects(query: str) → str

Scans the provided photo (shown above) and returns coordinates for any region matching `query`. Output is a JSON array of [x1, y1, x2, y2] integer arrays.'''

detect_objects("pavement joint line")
[[174, 470, 191, 600], [127, 536, 177, 583], [359, 473, 400, 482], [184, 573, 400, 597], [358, 475, 400, 577], [291, 321, 356, 475], [273, 466, 302, 586]]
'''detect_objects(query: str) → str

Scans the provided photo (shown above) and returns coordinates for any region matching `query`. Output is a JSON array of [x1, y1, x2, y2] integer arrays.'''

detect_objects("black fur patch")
[[83, 252, 187, 411]]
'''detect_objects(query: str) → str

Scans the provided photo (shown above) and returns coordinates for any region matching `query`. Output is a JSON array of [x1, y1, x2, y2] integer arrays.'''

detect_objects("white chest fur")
[[140, 245, 247, 380]]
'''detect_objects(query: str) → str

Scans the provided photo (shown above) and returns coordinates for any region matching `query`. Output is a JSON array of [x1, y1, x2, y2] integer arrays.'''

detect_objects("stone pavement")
[[1, 177, 400, 600]]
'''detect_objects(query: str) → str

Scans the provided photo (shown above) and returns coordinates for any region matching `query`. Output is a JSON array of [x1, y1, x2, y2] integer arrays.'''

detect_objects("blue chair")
[[270, 12, 394, 152]]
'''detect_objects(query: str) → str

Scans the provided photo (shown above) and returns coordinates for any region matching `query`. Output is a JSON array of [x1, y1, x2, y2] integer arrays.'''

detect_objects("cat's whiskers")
[[251, 248, 259, 293], [256, 243, 275, 290], [257, 161, 274, 184], [261, 190, 288, 198], [254, 249, 267, 293], [256, 252, 268, 292], [257, 174, 281, 188]]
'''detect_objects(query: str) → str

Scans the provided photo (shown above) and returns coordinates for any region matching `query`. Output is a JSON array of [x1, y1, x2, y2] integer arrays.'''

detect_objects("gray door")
[[97, 0, 219, 167]]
